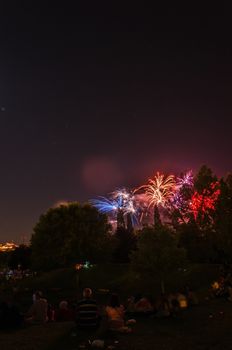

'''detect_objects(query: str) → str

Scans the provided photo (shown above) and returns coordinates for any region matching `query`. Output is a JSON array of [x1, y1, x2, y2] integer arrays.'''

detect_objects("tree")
[[0, 251, 9, 268], [192, 166, 220, 229], [178, 223, 216, 263], [117, 209, 126, 229], [130, 225, 186, 292], [213, 175, 232, 263], [194, 165, 217, 194], [113, 226, 137, 263], [154, 205, 162, 229], [31, 202, 112, 270], [126, 213, 133, 233], [170, 182, 194, 228]]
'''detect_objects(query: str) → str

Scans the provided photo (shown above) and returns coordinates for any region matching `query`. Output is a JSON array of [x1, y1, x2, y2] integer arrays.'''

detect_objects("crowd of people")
[[0, 268, 34, 281], [0, 286, 199, 333]]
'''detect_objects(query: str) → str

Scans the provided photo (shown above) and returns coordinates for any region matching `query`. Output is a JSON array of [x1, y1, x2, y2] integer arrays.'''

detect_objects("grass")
[[3, 263, 221, 308], [1, 297, 228, 350], [48, 297, 232, 350], [0, 263, 226, 349]]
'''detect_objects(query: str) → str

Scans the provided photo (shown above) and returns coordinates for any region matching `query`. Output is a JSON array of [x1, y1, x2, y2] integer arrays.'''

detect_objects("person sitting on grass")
[[126, 294, 154, 316], [26, 290, 48, 324], [134, 296, 154, 314], [105, 294, 132, 333], [75, 288, 100, 329], [176, 290, 188, 309], [56, 300, 74, 322], [155, 294, 171, 318]]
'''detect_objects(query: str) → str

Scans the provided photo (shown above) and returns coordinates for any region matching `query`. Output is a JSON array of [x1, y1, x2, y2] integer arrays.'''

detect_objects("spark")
[[190, 181, 221, 220], [171, 170, 194, 208], [136, 172, 176, 208], [91, 188, 140, 226], [111, 188, 136, 214], [177, 170, 194, 187], [90, 197, 118, 214]]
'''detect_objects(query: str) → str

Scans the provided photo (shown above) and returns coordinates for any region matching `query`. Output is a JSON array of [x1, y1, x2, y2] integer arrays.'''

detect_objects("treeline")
[[2, 165, 232, 274]]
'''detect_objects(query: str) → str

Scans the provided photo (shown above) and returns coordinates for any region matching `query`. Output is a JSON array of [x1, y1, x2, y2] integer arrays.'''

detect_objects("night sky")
[[0, 5, 231, 242]]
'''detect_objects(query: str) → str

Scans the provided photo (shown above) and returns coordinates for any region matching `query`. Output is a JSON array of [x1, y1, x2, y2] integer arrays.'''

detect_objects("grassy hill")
[[0, 263, 222, 312]]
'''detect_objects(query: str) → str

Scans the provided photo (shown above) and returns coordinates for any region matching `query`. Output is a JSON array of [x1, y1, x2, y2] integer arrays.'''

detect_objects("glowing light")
[[91, 188, 140, 226], [75, 263, 83, 271], [75, 261, 92, 270], [111, 188, 137, 215], [177, 170, 194, 187], [90, 197, 118, 214], [136, 172, 176, 208], [190, 181, 221, 220], [212, 281, 220, 290], [0, 242, 19, 252], [170, 170, 194, 222]]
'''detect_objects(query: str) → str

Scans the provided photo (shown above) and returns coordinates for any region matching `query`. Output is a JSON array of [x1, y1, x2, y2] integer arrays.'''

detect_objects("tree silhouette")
[[31, 202, 112, 270]]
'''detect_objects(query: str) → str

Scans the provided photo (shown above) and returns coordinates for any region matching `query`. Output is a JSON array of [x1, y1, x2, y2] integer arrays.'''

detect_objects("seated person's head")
[[59, 300, 68, 310], [83, 288, 92, 299]]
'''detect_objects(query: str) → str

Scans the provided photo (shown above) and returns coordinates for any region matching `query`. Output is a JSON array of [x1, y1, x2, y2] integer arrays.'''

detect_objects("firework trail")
[[90, 197, 119, 214], [171, 170, 194, 208], [135, 172, 176, 208], [91, 188, 140, 225], [177, 170, 194, 188]]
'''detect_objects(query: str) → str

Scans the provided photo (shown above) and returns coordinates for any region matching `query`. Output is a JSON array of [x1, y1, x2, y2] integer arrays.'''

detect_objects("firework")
[[90, 197, 118, 214], [111, 188, 131, 209], [136, 172, 176, 208], [177, 170, 194, 188], [171, 170, 194, 208], [91, 188, 140, 226], [190, 181, 221, 220], [112, 188, 141, 225]]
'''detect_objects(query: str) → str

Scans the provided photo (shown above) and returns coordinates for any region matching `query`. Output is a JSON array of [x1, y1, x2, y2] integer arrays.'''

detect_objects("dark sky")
[[0, 4, 231, 242]]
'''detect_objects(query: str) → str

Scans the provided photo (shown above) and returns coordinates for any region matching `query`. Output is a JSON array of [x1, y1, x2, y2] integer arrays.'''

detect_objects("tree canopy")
[[130, 225, 186, 278], [29, 165, 232, 270], [31, 202, 112, 270]]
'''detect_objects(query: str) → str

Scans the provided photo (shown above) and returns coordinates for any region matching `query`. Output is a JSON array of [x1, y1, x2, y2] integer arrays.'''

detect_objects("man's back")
[[76, 298, 99, 328]]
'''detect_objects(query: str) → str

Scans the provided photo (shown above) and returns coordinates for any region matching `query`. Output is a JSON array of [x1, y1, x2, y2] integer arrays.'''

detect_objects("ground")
[[1, 298, 232, 350], [0, 264, 227, 349], [51, 297, 232, 350]]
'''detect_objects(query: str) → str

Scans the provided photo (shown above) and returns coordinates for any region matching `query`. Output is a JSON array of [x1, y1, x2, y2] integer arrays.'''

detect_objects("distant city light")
[[0, 242, 19, 252]]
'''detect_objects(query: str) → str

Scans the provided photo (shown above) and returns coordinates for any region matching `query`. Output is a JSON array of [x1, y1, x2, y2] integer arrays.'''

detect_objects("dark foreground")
[[1, 297, 232, 350]]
